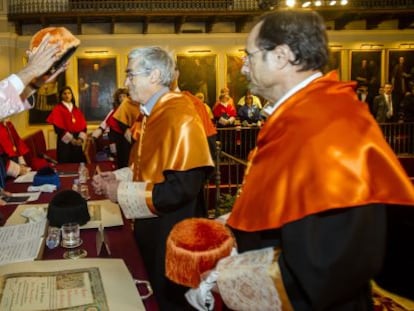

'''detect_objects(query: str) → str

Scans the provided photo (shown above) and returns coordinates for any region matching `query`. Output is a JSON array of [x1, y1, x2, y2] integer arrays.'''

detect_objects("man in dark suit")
[[373, 83, 396, 122]]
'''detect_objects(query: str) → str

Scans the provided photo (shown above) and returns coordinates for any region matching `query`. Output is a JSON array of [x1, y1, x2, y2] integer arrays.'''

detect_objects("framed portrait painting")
[[387, 50, 414, 102], [226, 53, 249, 105], [176, 54, 217, 107], [28, 72, 66, 125], [350, 50, 382, 94], [325, 50, 342, 78], [77, 56, 118, 122]]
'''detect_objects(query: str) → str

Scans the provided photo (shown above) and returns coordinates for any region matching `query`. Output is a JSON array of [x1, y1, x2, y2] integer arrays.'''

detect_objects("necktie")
[[387, 95, 393, 117]]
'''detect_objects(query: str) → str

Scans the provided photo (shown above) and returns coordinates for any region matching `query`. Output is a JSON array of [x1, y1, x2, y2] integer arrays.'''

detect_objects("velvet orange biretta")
[[166, 218, 235, 288]]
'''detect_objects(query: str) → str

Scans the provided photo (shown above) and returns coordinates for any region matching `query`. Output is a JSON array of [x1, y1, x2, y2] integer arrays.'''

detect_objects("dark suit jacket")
[[373, 94, 397, 122]]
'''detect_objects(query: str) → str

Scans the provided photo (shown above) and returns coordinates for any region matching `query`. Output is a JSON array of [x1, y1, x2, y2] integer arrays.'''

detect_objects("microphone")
[[40, 153, 58, 165]]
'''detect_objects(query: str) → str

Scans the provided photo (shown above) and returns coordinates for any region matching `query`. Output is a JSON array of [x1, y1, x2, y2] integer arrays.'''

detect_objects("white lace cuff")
[[124, 128, 132, 143], [216, 247, 282, 311], [78, 131, 87, 141], [18, 156, 27, 165], [117, 181, 158, 219], [7, 160, 20, 177], [113, 167, 133, 181], [62, 131, 73, 144], [9, 74, 24, 94], [92, 127, 103, 139]]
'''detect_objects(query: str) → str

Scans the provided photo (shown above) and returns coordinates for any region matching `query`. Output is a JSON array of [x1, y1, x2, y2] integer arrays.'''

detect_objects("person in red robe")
[[46, 86, 87, 163], [91, 88, 131, 168], [212, 94, 237, 127], [0, 120, 31, 177]]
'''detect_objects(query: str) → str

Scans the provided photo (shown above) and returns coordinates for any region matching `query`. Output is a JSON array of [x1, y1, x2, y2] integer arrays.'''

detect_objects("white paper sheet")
[[14, 171, 37, 183], [0, 219, 46, 266]]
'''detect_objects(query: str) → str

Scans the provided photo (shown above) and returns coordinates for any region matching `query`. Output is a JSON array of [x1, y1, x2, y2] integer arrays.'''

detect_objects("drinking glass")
[[61, 222, 81, 247], [61, 222, 87, 259]]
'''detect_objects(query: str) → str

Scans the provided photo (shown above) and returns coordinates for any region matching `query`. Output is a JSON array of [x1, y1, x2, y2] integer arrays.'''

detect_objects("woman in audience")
[[213, 94, 237, 127], [237, 89, 262, 110], [238, 94, 263, 126], [46, 86, 87, 163]]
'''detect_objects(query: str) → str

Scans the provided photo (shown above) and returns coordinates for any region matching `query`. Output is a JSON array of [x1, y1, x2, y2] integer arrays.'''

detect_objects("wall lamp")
[[84, 50, 109, 54], [399, 43, 414, 49], [360, 44, 384, 49], [187, 50, 211, 53]]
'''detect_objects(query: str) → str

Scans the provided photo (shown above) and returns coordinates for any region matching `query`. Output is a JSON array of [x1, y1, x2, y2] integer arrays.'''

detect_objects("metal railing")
[[216, 122, 414, 160], [380, 122, 414, 155], [206, 122, 414, 216], [216, 126, 260, 161], [205, 141, 247, 217]]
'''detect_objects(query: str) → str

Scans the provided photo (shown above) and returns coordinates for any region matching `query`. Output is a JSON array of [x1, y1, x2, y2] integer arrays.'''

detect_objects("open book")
[[0, 259, 145, 310]]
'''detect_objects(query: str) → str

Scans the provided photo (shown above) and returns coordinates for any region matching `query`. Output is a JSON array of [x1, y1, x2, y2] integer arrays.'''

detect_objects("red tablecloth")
[[1, 163, 159, 311]]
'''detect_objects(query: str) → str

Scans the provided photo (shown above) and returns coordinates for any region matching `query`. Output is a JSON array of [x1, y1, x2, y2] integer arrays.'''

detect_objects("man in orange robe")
[[92, 46, 214, 310], [209, 10, 414, 311]]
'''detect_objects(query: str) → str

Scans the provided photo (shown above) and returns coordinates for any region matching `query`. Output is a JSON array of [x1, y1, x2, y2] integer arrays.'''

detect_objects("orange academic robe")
[[228, 71, 414, 232]]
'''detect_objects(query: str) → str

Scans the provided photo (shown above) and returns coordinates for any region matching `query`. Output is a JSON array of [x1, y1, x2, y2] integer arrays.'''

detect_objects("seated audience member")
[[47, 86, 87, 163], [91, 88, 130, 168], [214, 87, 235, 109], [195, 92, 214, 121], [213, 94, 237, 127], [237, 89, 262, 110], [0, 120, 31, 178], [238, 94, 263, 125]]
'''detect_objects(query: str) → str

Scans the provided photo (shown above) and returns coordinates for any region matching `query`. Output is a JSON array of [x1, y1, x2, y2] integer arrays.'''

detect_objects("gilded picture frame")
[[25, 53, 66, 125], [226, 53, 249, 105], [350, 50, 382, 94], [387, 49, 414, 102], [325, 49, 342, 78], [176, 54, 217, 107], [77, 56, 118, 122]]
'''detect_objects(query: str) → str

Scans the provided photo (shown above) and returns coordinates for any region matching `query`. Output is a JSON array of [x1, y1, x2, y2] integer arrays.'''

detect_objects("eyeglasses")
[[244, 48, 265, 63], [125, 69, 149, 80]]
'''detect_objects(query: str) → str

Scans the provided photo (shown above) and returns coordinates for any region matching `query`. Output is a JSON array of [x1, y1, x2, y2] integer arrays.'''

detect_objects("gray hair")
[[128, 47, 175, 87]]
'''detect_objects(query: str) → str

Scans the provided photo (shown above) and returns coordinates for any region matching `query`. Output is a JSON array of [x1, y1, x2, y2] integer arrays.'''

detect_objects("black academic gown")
[[134, 168, 210, 311], [232, 203, 387, 311]]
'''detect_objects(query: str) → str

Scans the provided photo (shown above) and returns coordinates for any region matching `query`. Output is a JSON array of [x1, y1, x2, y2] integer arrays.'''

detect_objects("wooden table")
[[1, 163, 159, 311]]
